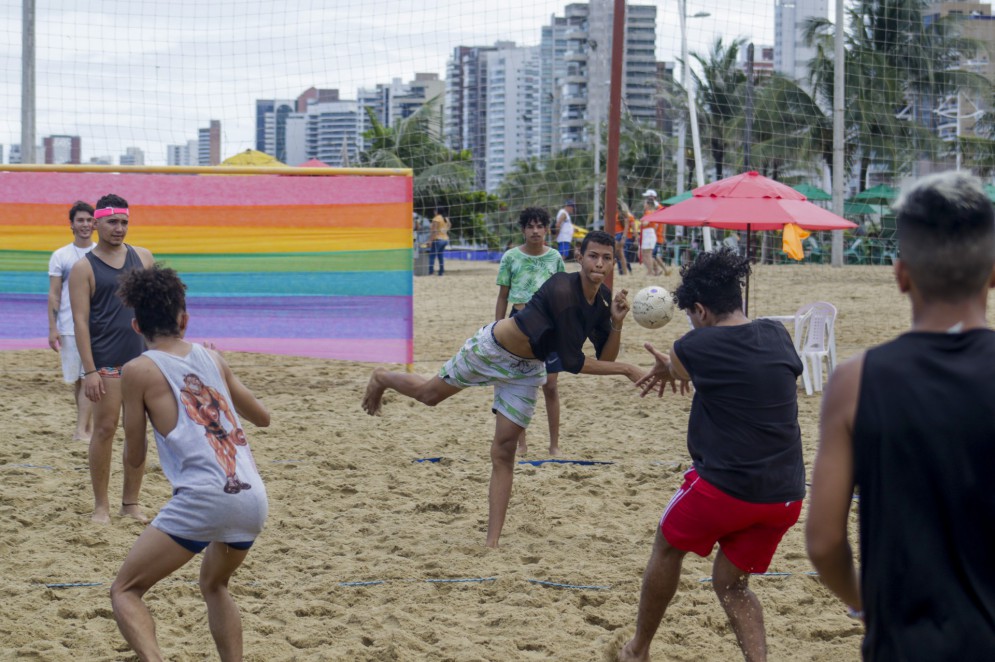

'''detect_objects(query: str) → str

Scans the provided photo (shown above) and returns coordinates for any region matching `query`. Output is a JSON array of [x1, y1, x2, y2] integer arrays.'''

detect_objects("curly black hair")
[[518, 206, 551, 229], [674, 247, 750, 316], [117, 264, 187, 341]]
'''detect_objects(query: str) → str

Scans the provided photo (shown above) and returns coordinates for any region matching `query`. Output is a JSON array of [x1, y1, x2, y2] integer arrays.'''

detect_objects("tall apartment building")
[[119, 146, 145, 166], [166, 139, 199, 166], [540, 15, 570, 158], [282, 98, 361, 167], [256, 99, 295, 162], [552, 1, 659, 151], [446, 43, 508, 186], [198, 120, 221, 166], [774, 0, 827, 86], [484, 46, 540, 192], [358, 73, 445, 149], [43, 135, 81, 164]]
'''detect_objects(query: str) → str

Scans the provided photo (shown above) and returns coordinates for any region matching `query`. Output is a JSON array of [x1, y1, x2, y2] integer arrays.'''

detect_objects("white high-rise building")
[[774, 0, 828, 86], [539, 15, 569, 158], [303, 100, 361, 167], [484, 46, 540, 192], [119, 146, 145, 166], [358, 73, 445, 150], [553, 1, 659, 151]]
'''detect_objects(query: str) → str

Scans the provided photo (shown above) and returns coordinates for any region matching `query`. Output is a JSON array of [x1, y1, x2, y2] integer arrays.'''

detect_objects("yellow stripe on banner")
[[4, 227, 413, 254]]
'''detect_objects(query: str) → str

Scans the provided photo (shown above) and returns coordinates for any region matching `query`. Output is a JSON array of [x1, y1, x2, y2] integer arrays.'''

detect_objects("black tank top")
[[85, 245, 146, 367], [853, 330, 995, 660]]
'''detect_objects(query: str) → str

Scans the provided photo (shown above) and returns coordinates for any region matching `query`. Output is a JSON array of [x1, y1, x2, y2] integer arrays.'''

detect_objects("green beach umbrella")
[[852, 184, 897, 205], [844, 201, 879, 216], [660, 191, 692, 206], [791, 183, 832, 201]]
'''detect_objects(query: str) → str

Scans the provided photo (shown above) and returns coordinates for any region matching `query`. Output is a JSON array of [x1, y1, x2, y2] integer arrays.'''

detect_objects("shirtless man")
[[363, 230, 644, 547], [68, 193, 154, 523]]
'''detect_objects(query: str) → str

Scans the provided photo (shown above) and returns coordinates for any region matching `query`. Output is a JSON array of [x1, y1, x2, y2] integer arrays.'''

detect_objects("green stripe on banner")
[[0, 249, 413, 273]]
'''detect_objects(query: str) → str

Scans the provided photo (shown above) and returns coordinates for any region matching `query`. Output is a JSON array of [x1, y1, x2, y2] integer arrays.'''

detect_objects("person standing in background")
[[48, 201, 96, 442], [428, 207, 451, 276]]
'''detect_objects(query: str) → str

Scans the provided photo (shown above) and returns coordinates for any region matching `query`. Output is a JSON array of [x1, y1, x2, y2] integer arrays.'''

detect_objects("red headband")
[[94, 207, 129, 219]]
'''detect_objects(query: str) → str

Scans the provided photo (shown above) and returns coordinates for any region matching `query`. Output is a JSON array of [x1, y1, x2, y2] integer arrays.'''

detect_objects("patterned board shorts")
[[439, 322, 547, 428]]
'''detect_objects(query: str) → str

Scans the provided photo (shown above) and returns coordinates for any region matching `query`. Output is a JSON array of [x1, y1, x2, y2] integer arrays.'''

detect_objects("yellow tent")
[[221, 149, 288, 167]]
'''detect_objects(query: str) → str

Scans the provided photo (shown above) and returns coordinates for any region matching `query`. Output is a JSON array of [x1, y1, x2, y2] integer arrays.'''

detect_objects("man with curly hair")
[[619, 248, 805, 662]]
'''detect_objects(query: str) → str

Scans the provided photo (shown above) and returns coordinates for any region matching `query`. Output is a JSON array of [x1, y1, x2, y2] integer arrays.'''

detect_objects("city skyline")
[[0, 0, 787, 165]]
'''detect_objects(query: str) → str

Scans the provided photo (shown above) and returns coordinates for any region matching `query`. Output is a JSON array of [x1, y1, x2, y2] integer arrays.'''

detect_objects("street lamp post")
[[678, 1, 712, 250]]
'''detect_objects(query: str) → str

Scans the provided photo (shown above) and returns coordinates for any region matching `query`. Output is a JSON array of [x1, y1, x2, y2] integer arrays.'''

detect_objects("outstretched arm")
[[806, 355, 864, 615], [634, 343, 691, 397], [596, 288, 630, 362]]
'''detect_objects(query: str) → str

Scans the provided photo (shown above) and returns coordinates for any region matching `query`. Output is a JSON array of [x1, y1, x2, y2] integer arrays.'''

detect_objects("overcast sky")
[[0, 0, 782, 165]]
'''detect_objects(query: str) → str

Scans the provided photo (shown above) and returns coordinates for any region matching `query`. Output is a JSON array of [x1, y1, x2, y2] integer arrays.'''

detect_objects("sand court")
[[4, 259, 972, 660]]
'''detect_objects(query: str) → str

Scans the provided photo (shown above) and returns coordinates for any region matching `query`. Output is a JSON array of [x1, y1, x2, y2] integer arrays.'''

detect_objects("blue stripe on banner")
[[0, 270, 413, 297], [0, 293, 411, 340]]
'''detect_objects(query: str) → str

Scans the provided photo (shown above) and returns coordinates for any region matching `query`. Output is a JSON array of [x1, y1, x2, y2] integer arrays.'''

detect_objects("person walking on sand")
[[619, 248, 805, 662], [48, 201, 96, 442], [428, 206, 451, 276], [110, 264, 269, 661], [68, 194, 154, 524], [495, 207, 566, 456], [363, 230, 644, 548], [554, 199, 576, 259], [807, 171, 995, 660]]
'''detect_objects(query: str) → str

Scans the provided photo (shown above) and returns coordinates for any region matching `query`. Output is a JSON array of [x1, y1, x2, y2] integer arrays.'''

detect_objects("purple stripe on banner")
[[183, 337, 412, 363], [185, 296, 411, 339], [0, 172, 411, 207]]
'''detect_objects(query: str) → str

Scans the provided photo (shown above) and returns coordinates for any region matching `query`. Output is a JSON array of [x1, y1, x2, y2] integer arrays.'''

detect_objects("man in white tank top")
[[109, 265, 270, 661]]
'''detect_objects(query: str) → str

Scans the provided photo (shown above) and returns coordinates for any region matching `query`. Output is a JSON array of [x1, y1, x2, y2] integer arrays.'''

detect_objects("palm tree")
[[360, 97, 500, 244], [690, 37, 747, 180]]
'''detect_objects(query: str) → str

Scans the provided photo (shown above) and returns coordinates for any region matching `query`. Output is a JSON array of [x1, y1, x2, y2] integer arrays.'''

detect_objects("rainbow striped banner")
[[0, 170, 414, 364]]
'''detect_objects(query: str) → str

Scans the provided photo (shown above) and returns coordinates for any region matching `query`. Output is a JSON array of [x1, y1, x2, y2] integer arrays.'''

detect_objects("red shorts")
[[659, 468, 802, 573]]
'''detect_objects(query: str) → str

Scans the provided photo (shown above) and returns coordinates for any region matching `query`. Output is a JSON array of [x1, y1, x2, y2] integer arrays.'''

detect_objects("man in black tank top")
[[69, 194, 154, 525], [808, 172, 995, 660]]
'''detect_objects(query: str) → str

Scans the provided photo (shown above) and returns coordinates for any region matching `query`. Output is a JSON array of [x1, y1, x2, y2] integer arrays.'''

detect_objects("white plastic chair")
[[792, 302, 838, 395]]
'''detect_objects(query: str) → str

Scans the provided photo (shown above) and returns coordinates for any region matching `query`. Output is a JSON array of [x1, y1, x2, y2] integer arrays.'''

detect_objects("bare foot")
[[91, 508, 111, 525], [362, 368, 387, 415], [72, 434, 90, 443], [548, 445, 561, 457], [516, 440, 528, 456], [120, 503, 149, 523], [617, 641, 649, 662]]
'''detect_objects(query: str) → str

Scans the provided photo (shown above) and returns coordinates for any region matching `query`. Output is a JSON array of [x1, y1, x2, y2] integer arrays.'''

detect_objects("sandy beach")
[[2, 258, 963, 661]]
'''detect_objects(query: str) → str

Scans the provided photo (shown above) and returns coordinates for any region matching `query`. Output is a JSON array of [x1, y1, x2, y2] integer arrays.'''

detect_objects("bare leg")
[[73, 379, 93, 442], [118, 380, 147, 522], [619, 530, 687, 661], [712, 549, 767, 662], [89, 377, 124, 524], [362, 368, 461, 415], [111, 527, 196, 660], [516, 428, 528, 456], [200, 542, 251, 661], [543, 373, 560, 456], [486, 413, 524, 548]]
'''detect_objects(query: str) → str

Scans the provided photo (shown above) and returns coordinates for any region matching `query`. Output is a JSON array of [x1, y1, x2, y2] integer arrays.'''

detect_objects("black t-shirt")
[[854, 330, 995, 661], [673, 319, 805, 503], [512, 272, 612, 374]]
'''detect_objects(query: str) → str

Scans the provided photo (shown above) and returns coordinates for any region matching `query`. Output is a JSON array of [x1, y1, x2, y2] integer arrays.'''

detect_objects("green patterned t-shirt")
[[496, 247, 566, 304]]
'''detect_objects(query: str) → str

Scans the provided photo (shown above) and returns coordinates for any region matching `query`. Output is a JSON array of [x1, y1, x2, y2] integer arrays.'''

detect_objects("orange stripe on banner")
[[4, 227, 412, 254], [0, 203, 412, 229]]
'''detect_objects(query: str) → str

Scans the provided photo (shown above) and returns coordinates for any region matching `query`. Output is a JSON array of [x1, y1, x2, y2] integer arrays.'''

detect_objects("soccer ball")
[[632, 286, 676, 329]]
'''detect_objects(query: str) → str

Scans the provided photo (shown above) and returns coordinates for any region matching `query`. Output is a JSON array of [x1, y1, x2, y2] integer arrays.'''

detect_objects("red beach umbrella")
[[643, 171, 857, 313]]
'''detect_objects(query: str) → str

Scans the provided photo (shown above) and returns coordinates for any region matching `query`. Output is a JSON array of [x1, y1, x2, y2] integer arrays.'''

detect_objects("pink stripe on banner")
[[0, 337, 413, 364], [0, 172, 411, 207]]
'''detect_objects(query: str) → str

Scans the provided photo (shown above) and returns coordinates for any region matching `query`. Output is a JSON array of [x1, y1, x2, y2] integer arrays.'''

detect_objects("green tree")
[[690, 37, 748, 180]]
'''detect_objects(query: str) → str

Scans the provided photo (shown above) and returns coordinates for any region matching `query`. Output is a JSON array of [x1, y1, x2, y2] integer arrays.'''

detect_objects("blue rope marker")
[[698, 571, 819, 583], [339, 580, 385, 587], [414, 457, 443, 463], [44, 582, 103, 589], [528, 579, 611, 590], [517, 459, 615, 467], [4, 464, 55, 470], [424, 577, 496, 584]]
